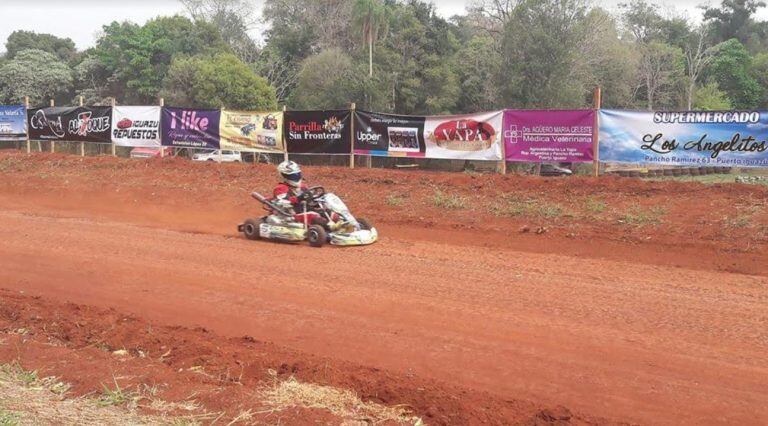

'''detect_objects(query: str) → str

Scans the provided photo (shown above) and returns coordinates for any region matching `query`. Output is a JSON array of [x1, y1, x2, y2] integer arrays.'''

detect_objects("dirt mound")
[[0, 290, 600, 425]]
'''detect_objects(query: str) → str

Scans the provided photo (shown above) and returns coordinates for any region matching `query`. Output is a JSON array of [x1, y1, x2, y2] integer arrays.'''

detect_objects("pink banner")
[[503, 110, 595, 163]]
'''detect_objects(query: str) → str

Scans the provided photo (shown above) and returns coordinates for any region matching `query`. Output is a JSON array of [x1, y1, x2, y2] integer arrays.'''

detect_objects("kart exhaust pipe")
[[251, 191, 292, 217]]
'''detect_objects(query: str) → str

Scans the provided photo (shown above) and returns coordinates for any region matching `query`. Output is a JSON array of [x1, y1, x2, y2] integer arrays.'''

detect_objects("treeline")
[[1, 0, 768, 113]]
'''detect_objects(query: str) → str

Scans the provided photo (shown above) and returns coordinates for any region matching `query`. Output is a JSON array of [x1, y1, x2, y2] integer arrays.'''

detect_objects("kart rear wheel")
[[307, 225, 327, 248], [243, 218, 263, 240], [357, 218, 372, 231]]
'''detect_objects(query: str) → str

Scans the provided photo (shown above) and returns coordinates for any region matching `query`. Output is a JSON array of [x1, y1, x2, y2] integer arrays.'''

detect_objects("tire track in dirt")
[[1, 209, 767, 424]]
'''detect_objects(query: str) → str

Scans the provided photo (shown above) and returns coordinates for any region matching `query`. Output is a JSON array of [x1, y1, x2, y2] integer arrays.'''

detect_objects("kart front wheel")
[[243, 218, 263, 240], [307, 225, 327, 248]]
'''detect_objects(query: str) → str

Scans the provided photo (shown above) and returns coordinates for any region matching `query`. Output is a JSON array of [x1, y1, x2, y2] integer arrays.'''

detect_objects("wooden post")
[[592, 87, 602, 177], [110, 98, 117, 156], [24, 96, 30, 154], [499, 121, 507, 174], [349, 103, 356, 169], [159, 98, 165, 158], [79, 96, 85, 157], [282, 105, 289, 163]]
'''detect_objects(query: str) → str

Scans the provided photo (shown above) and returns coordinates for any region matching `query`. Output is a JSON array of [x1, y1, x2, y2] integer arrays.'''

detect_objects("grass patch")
[[0, 363, 214, 425], [432, 190, 467, 210], [261, 376, 422, 424], [617, 205, 667, 226], [0, 409, 20, 425], [724, 205, 763, 229], [386, 194, 405, 207], [584, 197, 607, 214]]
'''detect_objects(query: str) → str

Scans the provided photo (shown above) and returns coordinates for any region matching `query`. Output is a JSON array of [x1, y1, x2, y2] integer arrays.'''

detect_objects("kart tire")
[[307, 225, 327, 248], [243, 218, 262, 241], [357, 218, 372, 231]]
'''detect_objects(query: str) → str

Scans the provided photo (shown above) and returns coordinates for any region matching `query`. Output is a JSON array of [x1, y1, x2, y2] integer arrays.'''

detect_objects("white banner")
[[111, 106, 161, 147], [424, 111, 504, 160]]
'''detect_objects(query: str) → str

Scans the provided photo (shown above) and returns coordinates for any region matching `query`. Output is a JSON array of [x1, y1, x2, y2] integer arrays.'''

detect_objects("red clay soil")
[[0, 152, 767, 424]]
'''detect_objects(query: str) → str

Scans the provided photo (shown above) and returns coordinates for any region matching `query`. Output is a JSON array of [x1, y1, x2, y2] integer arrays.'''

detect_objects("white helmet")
[[277, 160, 302, 187]]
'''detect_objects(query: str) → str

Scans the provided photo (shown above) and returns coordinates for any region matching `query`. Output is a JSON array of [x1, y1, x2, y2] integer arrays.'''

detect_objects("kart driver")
[[273, 160, 308, 213]]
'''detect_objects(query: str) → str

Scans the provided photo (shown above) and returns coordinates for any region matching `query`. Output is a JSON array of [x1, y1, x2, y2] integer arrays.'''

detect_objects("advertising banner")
[[599, 110, 768, 167], [0, 105, 27, 140], [161, 107, 220, 149], [111, 106, 161, 147], [503, 110, 595, 163], [28, 106, 112, 143], [285, 110, 350, 154], [423, 111, 504, 160], [220, 110, 283, 152], [353, 110, 426, 157]]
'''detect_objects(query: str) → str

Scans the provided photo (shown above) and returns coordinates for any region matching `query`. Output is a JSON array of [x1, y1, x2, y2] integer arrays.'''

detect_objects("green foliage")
[[0, 49, 73, 105], [707, 38, 762, 108], [694, 82, 733, 110], [161, 53, 277, 110], [501, 0, 594, 108], [92, 16, 229, 103], [290, 49, 356, 109], [5, 31, 76, 62], [750, 53, 768, 108], [703, 0, 768, 49]]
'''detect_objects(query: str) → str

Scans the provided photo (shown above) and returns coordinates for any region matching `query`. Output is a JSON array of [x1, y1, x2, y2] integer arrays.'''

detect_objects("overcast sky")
[[1, 0, 767, 53]]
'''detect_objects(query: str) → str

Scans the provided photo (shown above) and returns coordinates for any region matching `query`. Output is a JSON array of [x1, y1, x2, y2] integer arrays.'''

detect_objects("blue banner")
[[599, 109, 768, 168], [0, 105, 27, 140]]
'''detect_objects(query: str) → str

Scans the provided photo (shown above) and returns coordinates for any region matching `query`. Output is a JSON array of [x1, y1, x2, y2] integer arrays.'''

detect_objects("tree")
[[352, 0, 390, 77], [707, 38, 762, 108], [683, 26, 717, 109], [92, 16, 228, 103], [694, 82, 733, 110], [289, 49, 357, 110], [636, 42, 685, 110], [0, 49, 73, 105], [161, 53, 277, 110], [501, 0, 595, 108], [750, 52, 768, 107], [5, 31, 76, 62], [181, 0, 260, 63], [703, 0, 767, 49]]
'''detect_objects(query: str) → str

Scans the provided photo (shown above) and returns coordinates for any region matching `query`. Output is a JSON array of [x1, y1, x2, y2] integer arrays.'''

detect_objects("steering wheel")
[[308, 186, 326, 198]]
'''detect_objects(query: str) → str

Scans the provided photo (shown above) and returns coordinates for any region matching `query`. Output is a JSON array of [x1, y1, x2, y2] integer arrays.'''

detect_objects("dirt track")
[[1, 152, 767, 424]]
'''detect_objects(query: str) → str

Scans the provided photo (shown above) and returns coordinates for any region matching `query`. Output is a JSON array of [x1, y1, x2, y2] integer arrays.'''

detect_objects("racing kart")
[[237, 186, 378, 247]]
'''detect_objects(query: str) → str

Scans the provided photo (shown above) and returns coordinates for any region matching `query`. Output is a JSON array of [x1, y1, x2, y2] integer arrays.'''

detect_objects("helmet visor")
[[282, 171, 302, 183]]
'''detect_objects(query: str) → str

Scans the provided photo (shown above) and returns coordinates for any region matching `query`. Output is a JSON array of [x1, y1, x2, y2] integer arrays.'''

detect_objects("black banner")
[[28, 106, 112, 143], [353, 110, 426, 156], [285, 110, 351, 154]]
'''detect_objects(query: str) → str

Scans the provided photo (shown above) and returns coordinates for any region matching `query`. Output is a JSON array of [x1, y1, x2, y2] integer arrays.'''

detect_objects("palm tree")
[[352, 0, 390, 77]]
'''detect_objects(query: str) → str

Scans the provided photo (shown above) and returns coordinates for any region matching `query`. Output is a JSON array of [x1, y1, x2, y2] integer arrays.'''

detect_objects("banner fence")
[[6, 100, 768, 170]]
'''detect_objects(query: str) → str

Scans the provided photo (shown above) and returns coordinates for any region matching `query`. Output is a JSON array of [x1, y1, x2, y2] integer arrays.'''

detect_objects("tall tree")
[[352, 0, 390, 77], [703, 0, 768, 49], [683, 26, 717, 109], [181, 0, 260, 63], [636, 42, 685, 110]]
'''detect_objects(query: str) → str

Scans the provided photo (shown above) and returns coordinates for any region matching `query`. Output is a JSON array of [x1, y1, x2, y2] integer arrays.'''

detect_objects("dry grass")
[[260, 375, 422, 425], [0, 363, 213, 425], [432, 190, 467, 210]]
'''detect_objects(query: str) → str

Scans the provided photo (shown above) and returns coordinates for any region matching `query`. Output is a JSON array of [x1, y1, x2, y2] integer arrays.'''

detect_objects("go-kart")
[[237, 186, 378, 247]]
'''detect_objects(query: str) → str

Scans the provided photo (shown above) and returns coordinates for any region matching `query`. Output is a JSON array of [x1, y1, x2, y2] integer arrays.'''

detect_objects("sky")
[[1, 0, 768, 53]]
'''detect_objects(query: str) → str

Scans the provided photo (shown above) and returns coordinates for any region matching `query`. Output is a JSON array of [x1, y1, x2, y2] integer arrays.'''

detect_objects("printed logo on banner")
[[599, 109, 768, 168], [111, 106, 161, 147], [0, 105, 27, 139], [69, 111, 110, 137], [161, 107, 220, 149], [353, 111, 426, 156], [503, 110, 595, 163], [423, 111, 503, 160], [219, 110, 282, 151], [30, 109, 65, 138], [285, 110, 351, 154]]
